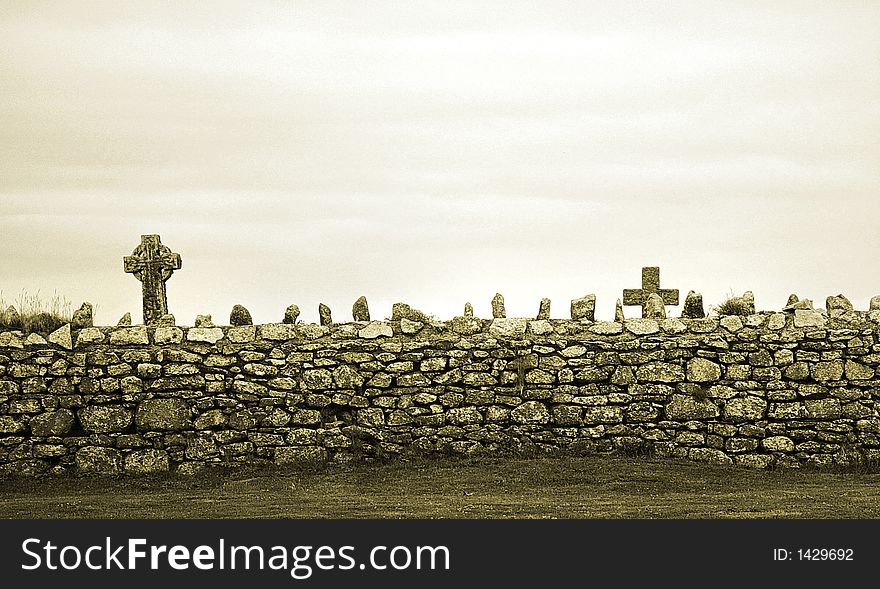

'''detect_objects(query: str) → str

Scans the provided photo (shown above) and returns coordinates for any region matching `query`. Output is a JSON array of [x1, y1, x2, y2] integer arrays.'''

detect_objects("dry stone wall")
[[2, 309, 880, 476]]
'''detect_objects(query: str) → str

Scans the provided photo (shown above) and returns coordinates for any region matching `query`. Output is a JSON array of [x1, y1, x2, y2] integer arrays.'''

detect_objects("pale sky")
[[1, 1, 878, 324]]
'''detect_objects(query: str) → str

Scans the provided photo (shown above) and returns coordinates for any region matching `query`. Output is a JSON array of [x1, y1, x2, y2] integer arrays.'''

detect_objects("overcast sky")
[[1, 1, 878, 324]]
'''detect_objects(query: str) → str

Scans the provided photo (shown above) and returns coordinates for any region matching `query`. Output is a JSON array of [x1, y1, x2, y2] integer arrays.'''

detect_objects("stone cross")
[[124, 235, 182, 325], [622, 266, 679, 318]]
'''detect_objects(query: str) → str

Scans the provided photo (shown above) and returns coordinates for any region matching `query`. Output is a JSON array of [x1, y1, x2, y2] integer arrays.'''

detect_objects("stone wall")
[[1, 308, 880, 475]]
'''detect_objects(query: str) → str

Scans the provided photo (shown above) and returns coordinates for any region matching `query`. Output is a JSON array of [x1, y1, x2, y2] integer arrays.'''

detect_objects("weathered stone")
[[570, 294, 596, 321], [194, 314, 213, 327], [333, 365, 365, 388], [316, 303, 333, 326], [450, 316, 482, 335], [811, 361, 844, 382], [229, 304, 253, 326], [536, 298, 551, 320], [845, 360, 874, 380], [283, 304, 301, 324], [124, 449, 170, 474], [194, 409, 227, 429], [689, 448, 732, 466], [784, 298, 814, 311], [614, 299, 625, 322], [109, 326, 150, 346], [644, 293, 666, 320], [448, 406, 482, 425], [79, 406, 133, 433], [665, 394, 719, 420], [742, 291, 755, 314], [400, 318, 423, 334], [71, 302, 93, 329], [187, 327, 224, 344], [805, 398, 841, 419], [687, 358, 722, 382], [489, 318, 528, 337], [590, 321, 623, 335], [528, 320, 553, 336], [637, 362, 685, 382], [301, 369, 333, 390], [257, 323, 294, 340], [76, 446, 121, 474], [136, 398, 190, 430], [491, 293, 506, 319], [154, 326, 183, 345], [157, 314, 176, 326], [870, 295, 880, 312], [115, 312, 132, 327], [767, 313, 786, 330], [660, 318, 687, 334], [24, 333, 46, 346], [719, 315, 744, 332], [723, 396, 767, 421], [510, 401, 550, 424], [47, 324, 73, 349], [29, 409, 75, 436], [352, 296, 370, 322], [76, 327, 105, 345], [359, 321, 393, 339], [785, 294, 799, 307], [762, 436, 794, 452], [464, 302, 474, 317], [3, 305, 20, 327], [0, 415, 25, 433], [793, 309, 826, 328], [826, 294, 853, 315], [625, 319, 659, 335], [681, 291, 705, 319]]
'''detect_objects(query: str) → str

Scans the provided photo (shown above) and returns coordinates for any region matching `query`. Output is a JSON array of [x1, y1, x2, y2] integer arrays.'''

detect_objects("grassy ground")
[[0, 455, 878, 519]]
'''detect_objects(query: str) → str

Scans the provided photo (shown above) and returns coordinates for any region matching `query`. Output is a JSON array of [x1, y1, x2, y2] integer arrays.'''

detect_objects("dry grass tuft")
[[0, 290, 72, 334]]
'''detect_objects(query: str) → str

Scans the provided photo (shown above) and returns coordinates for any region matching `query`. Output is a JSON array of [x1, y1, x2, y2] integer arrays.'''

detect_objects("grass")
[[0, 290, 72, 334], [0, 455, 878, 519], [712, 290, 751, 316]]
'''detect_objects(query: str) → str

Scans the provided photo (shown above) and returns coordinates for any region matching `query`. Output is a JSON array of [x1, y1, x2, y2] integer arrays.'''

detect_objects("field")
[[0, 455, 878, 519]]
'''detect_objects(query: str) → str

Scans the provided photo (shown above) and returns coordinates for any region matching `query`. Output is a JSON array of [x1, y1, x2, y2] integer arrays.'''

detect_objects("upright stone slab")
[[464, 302, 474, 318], [491, 293, 506, 319], [352, 296, 370, 322], [742, 291, 756, 315], [283, 304, 300, 324], [826, 294, 853, 315], [71, 303, 93, 329], [571, 294, 596, 321], [194, 314, 213, 327], [537, 298, 551, 320], [116, 312, 132, 327], [614, 299, 625, 322], [644, 293, 666, 320], [229, 304, 253, 326], [622, 266, 679, 318], [318, 303, 333, 326], [682, 291, 705, 319], [123, 235, 182, 325]]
